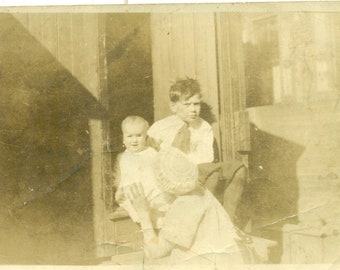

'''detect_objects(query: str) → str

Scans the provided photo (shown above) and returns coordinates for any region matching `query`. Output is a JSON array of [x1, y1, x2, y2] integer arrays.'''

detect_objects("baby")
[[114, 116, 170, 224]]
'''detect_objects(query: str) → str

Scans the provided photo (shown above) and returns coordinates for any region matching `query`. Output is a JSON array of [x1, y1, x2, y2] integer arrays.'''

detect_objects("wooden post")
[[215, 13, 249, 163]]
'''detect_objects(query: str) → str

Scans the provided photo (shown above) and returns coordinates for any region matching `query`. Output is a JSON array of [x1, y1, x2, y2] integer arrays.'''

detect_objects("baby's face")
[[123, 123, 147, 153]]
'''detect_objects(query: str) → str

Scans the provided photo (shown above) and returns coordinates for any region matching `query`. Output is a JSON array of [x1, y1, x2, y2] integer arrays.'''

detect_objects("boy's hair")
[[169, 78, 202, 103], [121, 116, 149, 133]]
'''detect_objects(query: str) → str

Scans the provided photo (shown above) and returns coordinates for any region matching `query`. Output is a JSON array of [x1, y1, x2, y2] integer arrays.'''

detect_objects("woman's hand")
[[125, 183, 175, 259], [124, 182, 150, 217]]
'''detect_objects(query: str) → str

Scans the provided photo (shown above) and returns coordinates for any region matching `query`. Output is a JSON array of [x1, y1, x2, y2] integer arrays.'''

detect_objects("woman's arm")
[[138, 212, 174, 258], [125, 183, 174, 259]]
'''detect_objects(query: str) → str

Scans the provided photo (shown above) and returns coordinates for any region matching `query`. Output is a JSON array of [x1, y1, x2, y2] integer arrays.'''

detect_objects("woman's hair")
[[121, 115, 149, 133], [169, 78, 202, 103]]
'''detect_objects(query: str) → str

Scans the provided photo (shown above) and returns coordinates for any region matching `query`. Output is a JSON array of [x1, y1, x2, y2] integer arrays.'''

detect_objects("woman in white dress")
[[124, 147, 246, 266]]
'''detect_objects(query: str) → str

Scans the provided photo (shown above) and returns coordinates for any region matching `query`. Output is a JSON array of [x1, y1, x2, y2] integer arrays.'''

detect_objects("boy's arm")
[[146, 135, 161, 151], [146, 122, 162, 150]]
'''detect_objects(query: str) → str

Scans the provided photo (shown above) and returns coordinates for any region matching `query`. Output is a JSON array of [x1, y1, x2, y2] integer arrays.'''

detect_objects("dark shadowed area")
[[238, 124, 304, 262], [105, 13, 154, 156], [0, 14, 107, 264]]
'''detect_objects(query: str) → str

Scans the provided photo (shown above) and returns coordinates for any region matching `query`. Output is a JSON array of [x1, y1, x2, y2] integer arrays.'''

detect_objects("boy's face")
[[123, 123, 147, 153], [171, 94, 201, 123]]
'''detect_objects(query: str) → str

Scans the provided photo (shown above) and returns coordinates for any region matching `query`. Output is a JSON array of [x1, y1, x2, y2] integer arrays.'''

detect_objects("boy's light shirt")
[[147, 115, 214, 164]]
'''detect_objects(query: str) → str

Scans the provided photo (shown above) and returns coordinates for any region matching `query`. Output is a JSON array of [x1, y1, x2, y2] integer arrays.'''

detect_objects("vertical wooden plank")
[[181, 13, 196, 78], [150, 14, 162, 120], [57, 13, 73, 73], [203, 13, 219, 105], [216, 13, 234, 161], [151, 13, 173, 120], [165, 14, 175, 86], [194, 12, 220, 153], [203, 13, 219, 128], [82, 13, 99, 94], [70, 13, 107, 257], [71, 14, 86, 86], [82, 14, 108, 258], [193, 13, 209, 92], [98, 14, 116, 252], [170, 13, 196, 78], [235, 14, 247, 111], [67, 13, 106, 257], [229, 14, 245, 113], [171, 13, 185, 79], [233, 13, 248, 160], [41, 13, 58, 58], [89, 118, 106, 258], [216, 13, 247, 161], [13, 13, 29, 28], [28, 13, 43, 43], [151, 14, 162, 120]]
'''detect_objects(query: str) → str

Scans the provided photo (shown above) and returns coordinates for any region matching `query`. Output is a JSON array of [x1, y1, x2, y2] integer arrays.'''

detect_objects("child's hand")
[[124, 182, 150, 216]]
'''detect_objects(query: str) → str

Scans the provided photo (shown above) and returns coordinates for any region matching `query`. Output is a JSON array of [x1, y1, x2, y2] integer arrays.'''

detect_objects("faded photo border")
[[0, 1, 340, 270]]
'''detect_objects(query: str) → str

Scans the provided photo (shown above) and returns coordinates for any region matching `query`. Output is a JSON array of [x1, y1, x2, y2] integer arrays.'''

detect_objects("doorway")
[[100, 13, 154, 256], [105, 13, 154, 156]]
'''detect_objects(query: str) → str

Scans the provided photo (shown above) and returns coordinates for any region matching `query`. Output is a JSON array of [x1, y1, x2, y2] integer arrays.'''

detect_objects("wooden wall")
[[216, 13, 248, 162], [12, 13, 109, 258], [150, 13, 220, 144], [13, 13, 101, 91], [151, 13, 250, 162]]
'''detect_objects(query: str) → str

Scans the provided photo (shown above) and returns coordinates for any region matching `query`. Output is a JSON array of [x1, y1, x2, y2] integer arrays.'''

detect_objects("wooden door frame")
[[215, 13, 250, 164]]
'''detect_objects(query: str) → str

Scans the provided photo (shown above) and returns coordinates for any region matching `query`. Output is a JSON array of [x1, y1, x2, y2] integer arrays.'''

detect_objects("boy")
[[148, 78, 248, 223], [147, 78, 214, 165], [114, 116, 170, 224]]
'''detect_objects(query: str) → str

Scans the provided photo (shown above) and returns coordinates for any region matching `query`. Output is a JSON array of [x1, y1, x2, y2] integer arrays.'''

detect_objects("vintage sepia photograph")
[[0, 2, 339, 267]]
